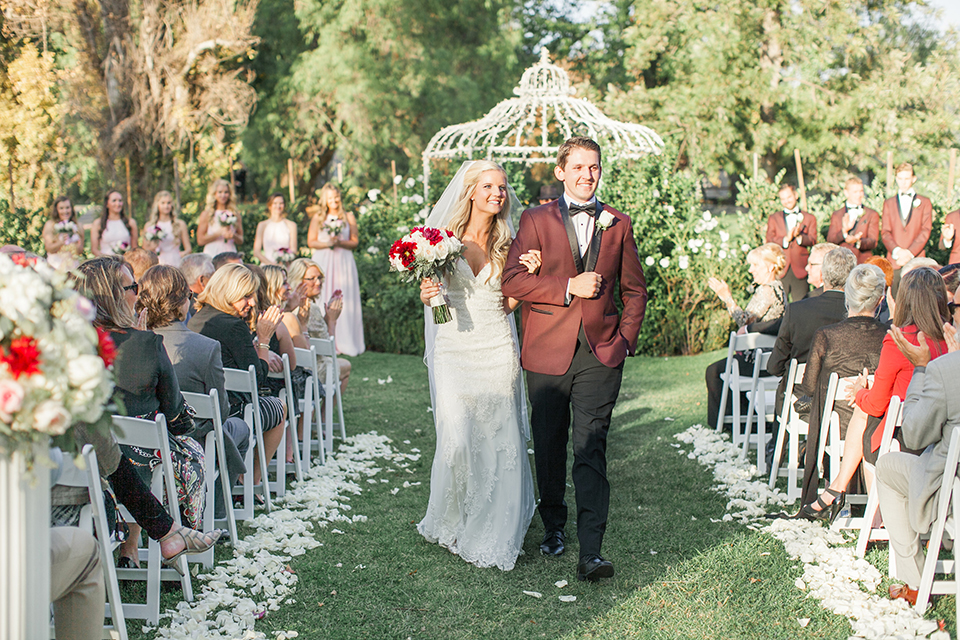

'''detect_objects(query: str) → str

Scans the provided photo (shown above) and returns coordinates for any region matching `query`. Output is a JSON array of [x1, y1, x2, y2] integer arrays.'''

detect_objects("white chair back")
[[716, 331, 777, 434], [223, 365, 272, 515], [293, 345, 325, 469], [266, 352, 304, 492], [181, 389, 238, 559], [310, 337, 347, 451], [768, 358, 808, 500], [856, 395, 902, 560], [739, 349, 780, 475]]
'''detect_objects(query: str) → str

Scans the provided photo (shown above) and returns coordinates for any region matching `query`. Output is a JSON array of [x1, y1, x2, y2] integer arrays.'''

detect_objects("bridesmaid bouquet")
[[53, 220, 80, 244], [0, 253, 116, 465], [275, 247, 296, 265], [388, 226, 464, 324], [144, 225, 170, 243], [322, 214, 345, 238], [110, 240, 130, 254], [215, 209, 238, 227]]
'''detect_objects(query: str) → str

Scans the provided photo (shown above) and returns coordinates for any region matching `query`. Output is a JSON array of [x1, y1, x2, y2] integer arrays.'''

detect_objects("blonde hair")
[[844, 176, 864, 189], [204, 179, 237, 213], [262, 264, 288, 307], [316, 183, 343, 221], [196, 262, 258, 317], [444, 161, 513, 283], [747, 243, 787, 277], [146, 190, 180, 228], [76, 256, 137, 330], [895, 162, 915, 177], [288, 258, 323, 295]]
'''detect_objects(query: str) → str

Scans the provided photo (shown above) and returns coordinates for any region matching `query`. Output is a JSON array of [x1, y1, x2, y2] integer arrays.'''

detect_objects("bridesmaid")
[[142, 191, 191, 267], [42, 196, 84, 270], [307, 183, 364, 355], [197, 179, 244, 257], [253, 193, 298, 266], [91, 190, 138, 257]]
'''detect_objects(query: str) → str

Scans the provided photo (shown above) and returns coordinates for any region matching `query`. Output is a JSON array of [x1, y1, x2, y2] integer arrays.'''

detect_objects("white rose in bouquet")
[[68, 355, 106, 391], [33, 400, 71, 435]]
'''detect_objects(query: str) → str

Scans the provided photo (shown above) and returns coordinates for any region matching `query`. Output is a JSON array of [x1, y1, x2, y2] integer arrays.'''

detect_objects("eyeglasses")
[[123, 282, 139, 295], [302, 276, 323, 283], [950, 302, 958, 314]]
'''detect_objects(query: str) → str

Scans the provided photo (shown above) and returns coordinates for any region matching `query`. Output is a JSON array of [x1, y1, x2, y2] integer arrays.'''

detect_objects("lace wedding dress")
[[418, 258, 536, 571]]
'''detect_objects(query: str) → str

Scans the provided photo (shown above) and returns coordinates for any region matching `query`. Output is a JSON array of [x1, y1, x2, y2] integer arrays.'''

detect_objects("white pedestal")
[[0, 449, 51, 639]]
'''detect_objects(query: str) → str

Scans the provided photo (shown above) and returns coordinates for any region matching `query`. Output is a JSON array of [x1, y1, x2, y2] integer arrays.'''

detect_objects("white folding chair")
[[715, 331, 777, 439], [768, 358, 808, 501], [294, 345, 325, 470], [223, 365, 272, 518], [739, 349, 780, 475], [112, 414, 193, 624], [915, 427, 960, 619], [310, 337, 347, 452], [266, 352, 304, 493], [54, 445, 128, 640], [856, 396, 902, 561], [181, 389, 238, 564]]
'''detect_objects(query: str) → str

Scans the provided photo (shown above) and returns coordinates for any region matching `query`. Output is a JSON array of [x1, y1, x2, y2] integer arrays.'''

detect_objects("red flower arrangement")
[[1, 335, 42, 379]]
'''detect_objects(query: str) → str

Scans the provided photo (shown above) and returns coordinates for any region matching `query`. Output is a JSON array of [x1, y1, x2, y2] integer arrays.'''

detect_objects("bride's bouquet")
[[389, 226, 464, 324], [322, 214, 345, 238]]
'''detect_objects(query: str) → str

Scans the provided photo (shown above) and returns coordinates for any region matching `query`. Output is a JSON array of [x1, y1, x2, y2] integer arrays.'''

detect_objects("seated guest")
[[123, 246, 159, 282], [801, 268, 951, 518], [76, 257, 215, 569], [877, 323, 960, 606], [137, 265, 251, 519], [213, 251, 244, 270], [866, 255, 895, 324], [704, 243, 787, 430], [765, 247, 856, 463], [180, 253, 214, 296], [50, 526, 103, 640], [288, 258, 351, 390], [794, 264, 888, 519], [801, 242, 840, 299], [188, 263, 286, 488], [938, 264, 960, 298], [901, 256, 939, 278]]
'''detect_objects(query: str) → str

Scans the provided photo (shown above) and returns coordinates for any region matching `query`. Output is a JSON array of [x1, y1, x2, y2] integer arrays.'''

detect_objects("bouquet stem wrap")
[[427, 279, 451, 324]]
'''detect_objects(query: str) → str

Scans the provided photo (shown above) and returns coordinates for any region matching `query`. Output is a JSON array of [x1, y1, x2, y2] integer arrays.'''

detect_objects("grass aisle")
[[249, 350, 853, 640]]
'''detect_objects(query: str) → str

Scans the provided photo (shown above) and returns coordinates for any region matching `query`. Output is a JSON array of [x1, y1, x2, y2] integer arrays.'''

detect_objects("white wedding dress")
[[418, 258, 536, 571]]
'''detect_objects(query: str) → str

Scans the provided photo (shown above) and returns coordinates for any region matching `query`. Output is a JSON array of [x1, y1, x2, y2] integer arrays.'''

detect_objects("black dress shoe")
[[539, 530, 565, 556], [577, 555, 614, 582]]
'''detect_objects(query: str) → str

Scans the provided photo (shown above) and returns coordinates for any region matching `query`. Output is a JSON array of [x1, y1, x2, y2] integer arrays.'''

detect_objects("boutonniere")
[[596, 210, 615, 231], [913, 198, 922, 208]]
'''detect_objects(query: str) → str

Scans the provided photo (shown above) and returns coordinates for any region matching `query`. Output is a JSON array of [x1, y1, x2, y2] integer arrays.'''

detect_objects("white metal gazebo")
[[421, 48, 665, 198]]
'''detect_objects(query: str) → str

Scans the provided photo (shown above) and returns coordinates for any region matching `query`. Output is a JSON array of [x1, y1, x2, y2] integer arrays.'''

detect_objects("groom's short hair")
[[557, 137, 602, 169]]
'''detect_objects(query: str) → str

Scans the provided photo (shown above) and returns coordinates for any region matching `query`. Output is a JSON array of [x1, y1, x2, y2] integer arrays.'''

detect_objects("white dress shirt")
[[783, 208, 801, 249], [564, 193, 596, 257], [898, 191, 916, 223]]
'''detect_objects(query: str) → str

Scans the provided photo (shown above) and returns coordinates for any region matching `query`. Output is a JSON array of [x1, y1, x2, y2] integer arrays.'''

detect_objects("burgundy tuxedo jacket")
[[939, 210, 960, 265], [881, 195, 932, 260], [765, 211, 818, 279], [501, 200, 647, 376], [826, 206, 880, 264]]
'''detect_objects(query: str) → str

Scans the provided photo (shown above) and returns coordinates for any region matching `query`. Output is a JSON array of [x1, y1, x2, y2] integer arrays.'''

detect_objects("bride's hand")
[[420, 278, 441, 306], [519, 249, 542, 274]]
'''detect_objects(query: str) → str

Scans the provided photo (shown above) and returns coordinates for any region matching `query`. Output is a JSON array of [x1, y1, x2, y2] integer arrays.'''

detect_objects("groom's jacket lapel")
[[584, 201, 604, 273], [558, 198, 585, 274]]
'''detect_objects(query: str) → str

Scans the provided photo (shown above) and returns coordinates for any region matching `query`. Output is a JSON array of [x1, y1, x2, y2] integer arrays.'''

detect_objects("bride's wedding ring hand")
[[569, 271, 602, 298], [420, 278, 442, 306], [519, 249, 542, 274]]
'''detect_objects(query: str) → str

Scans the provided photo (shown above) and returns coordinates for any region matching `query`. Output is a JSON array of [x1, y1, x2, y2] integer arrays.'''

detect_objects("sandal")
[[116, 554, 140, 569], [159, 526, 225, 576], [799, 487, 845, 523]]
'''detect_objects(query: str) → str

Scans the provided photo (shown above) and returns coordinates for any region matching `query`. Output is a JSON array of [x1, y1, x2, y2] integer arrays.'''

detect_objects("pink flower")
[[0, 379, 25, 422]]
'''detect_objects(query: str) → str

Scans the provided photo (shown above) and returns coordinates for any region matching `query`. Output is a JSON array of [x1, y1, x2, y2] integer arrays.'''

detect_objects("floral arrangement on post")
[[388, 227, 464, 324], [0, 253, 116, 467]]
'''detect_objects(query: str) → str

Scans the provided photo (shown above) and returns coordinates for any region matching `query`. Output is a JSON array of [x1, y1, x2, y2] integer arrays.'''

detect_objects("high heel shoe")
[[798, 487, 846, 523], [159, 526, 225, 576]]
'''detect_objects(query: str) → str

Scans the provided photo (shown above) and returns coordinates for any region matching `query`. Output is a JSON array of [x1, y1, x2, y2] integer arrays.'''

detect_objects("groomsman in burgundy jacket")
[[882, 162, 933, 294], [938, 206, 960, 266], [765, 184, 818, 302], [826, 177, 880, 264]]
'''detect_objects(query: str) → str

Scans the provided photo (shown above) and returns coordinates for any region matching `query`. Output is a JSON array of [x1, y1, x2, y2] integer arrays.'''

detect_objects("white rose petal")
[[523, 591, 542, 598], [554, 580, 568, 588], [559, 595, 577, 602]]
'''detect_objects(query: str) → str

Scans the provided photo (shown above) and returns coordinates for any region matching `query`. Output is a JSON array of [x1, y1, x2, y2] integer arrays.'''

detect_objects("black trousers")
[[526, 328, 623, 559], [782, 269, 809, 303]]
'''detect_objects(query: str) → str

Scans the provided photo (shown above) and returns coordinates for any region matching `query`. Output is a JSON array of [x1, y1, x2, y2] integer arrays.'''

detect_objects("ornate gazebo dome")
[[421, 49, 664, 197]]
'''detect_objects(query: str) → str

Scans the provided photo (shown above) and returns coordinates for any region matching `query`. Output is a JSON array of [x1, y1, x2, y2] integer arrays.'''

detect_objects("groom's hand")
[[569, 271, 602, 298]]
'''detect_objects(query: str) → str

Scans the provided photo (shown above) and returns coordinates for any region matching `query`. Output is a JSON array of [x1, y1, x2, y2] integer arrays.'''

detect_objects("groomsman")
[[765, 184, 817, 302], [826, 177, 879, 264], [938, 206, 960, 265], [881, 163, 932, 293]]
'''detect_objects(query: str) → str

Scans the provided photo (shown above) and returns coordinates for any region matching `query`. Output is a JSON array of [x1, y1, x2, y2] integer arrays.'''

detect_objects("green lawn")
[[128, 349, 953, 639]]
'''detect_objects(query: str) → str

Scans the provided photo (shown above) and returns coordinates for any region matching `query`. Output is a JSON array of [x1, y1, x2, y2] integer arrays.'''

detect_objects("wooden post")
[[228, 156, 236, 200], [124, 157, 132, 219], [753, 153, 759, 180], [391, 160, 398, 203], [172, 156, 182, 213], [287, 158, 295, 204], [337, 162, 343, 184], [794, 149, 807, 212], [887, 151, 894, 196], [948, 148, 957, 202]]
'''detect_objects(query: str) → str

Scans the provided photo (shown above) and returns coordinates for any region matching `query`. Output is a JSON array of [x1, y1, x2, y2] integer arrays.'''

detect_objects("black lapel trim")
[[584, 201, 604, 272], [558, 199, 585, 274]]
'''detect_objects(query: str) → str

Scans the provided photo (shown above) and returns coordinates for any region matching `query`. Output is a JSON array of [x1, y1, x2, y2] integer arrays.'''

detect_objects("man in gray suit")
[[876, 324, 960, 604], [154, 320, 250, 520]]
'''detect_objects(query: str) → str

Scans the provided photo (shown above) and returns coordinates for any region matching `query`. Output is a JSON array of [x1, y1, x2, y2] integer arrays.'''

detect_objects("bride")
[[417, 161, 538, 571]]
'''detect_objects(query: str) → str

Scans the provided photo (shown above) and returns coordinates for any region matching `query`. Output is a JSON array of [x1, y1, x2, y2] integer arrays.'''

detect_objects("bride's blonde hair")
[[444, 161, 513, 282]]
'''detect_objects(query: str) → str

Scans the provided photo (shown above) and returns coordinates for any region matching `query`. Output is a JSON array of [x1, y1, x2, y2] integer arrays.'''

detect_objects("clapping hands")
[[325, 290, 344, 321]]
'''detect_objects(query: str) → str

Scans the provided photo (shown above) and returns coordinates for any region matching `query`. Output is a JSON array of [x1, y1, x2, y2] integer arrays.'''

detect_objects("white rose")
[[367, 189, 381, 202], [366, 246, 380, 255], [702, 211, 712, 221], [645, 256, 655, 266], [719, 250, 728, 260], [659, 257, 670, 268], [33, 400, 71, 435], [67, 355, 105, 391], [401, 196, 409, 204], [652, 189, 661, 198], [0, 379, 25, 422], [405, 177, 416, 189], [359, 205, 368, 215], [665, 205, 675, 215], [678, 256, 689, 270], [719, 230, 730, 242], [420, 243, 437, 262], [741, 244, 751, 253], [394, 175, 402, 185], [597, 210, 615, 230], [434, 240, 451, 260]]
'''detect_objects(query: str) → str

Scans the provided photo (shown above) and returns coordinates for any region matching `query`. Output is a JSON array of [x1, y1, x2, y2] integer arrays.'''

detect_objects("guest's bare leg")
[[811, 406, 869, 510]]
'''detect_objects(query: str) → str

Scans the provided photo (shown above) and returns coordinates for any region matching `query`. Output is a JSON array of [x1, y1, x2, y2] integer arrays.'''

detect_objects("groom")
[[502, 137, 648, 581]]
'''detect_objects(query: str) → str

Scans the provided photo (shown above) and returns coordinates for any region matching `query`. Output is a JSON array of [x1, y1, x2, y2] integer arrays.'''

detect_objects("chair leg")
[[769, 418, 787, 489]]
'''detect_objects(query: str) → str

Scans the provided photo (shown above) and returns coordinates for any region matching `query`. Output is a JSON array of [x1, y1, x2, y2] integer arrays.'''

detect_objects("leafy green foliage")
[[0, 201, 45, 254]]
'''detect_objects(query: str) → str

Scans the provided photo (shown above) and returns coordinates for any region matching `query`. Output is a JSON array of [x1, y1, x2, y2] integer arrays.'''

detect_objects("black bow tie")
[[847, 206, 863, 213], [569, 202, 594, 216]]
